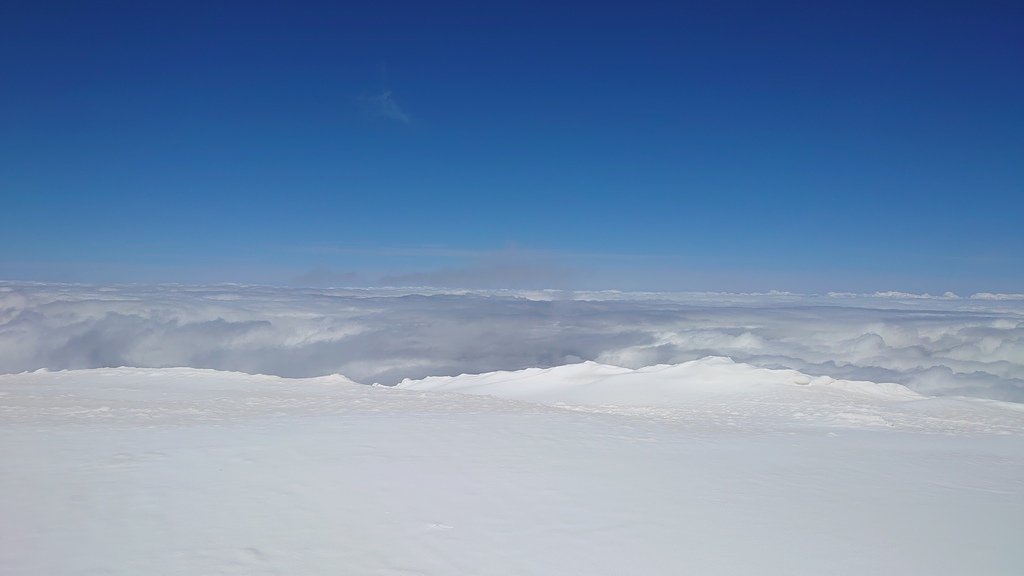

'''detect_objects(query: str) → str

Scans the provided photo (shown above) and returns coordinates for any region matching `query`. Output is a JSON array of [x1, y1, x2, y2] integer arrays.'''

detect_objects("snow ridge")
[[399, 356, 922, 403], [399, 356, 1024, 434]]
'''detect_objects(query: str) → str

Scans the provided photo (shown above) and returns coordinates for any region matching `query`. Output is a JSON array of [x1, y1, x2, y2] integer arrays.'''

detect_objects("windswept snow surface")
[[3, 364, 1023, 575]]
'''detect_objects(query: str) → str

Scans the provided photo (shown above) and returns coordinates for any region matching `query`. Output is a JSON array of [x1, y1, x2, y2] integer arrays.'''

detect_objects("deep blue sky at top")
[[1, 0, 1021, 291]]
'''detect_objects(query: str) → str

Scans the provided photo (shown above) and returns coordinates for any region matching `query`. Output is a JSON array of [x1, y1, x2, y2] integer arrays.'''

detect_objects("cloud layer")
[[1, 282, 1022, 401]]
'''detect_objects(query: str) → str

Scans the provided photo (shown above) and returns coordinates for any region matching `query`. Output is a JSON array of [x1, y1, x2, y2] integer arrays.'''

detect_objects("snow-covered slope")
[[400, 357, 1023, 434], [2, 366, 1023, 575], [400, 356, 920, 401]]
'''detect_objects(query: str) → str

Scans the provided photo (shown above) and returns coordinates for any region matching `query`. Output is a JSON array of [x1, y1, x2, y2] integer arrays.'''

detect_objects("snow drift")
[[399, 356, 1023, 433]]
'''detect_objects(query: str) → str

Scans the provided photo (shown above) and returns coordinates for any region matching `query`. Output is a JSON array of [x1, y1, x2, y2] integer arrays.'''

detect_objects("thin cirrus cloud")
[[289, 267, 363, 287], [378, 250, 580, 289], [0, 282, 1022, 402], [362, 89, 411, 123], [291, 246, 584, 290]]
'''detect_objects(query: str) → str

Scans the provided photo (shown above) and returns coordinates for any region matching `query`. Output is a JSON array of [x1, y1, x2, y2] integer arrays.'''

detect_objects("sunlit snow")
[[2, 363, 1023, 575]]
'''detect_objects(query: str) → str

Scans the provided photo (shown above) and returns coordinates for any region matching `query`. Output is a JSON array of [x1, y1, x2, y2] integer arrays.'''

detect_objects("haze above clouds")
[[3, 282, 1021, 402]]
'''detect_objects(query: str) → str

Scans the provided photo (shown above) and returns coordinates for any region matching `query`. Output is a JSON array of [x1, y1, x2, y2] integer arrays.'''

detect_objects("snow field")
[[2, 364, 1023, 575]]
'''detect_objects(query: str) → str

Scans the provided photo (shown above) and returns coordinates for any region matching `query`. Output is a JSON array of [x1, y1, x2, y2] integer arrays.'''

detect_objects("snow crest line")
[[4, 359, 1022, 434]]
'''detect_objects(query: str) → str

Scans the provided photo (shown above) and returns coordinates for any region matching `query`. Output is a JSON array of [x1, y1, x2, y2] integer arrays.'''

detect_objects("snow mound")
[[399, 357, 1024, 433], [399, 356, 921, 404], [0, 367, 545, 425]]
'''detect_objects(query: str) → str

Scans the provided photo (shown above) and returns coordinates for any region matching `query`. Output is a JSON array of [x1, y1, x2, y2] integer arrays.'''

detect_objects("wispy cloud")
[[378, 248, 579, 289], [362, 89, 410, 123], [289, 267, 362, 287]]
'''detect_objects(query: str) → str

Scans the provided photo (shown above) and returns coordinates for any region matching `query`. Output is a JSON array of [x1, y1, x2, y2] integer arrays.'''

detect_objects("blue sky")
[[2, 0, 1021, 292]]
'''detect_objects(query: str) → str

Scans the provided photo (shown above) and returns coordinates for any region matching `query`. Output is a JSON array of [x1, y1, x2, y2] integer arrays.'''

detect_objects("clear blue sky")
[[2, 0, 1021, 292]]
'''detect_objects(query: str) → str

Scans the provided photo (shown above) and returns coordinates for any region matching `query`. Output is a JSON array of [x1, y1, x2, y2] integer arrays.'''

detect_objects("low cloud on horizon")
[[1, 282, 1022, 402]]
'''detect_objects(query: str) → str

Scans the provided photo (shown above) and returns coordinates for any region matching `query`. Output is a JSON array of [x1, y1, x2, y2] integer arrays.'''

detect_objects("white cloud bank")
[[1, 282, 1022, 401]]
